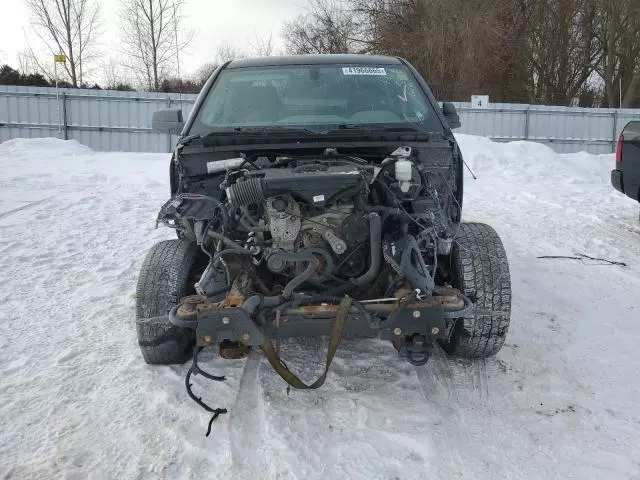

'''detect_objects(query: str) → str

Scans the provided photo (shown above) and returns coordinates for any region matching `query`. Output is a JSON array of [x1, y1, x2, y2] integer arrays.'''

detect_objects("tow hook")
[[398, 334, 431, 366]]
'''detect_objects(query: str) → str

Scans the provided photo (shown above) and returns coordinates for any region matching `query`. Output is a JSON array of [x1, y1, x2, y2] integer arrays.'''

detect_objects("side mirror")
[[152, 109, 184, 134], [442, 102, 461, 129]]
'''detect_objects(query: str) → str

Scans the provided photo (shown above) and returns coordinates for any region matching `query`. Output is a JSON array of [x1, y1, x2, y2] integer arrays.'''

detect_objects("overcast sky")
[[0, 0, 307, 81]]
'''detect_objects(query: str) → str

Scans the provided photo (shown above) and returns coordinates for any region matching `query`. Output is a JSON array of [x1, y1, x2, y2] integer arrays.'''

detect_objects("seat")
[[228, 84, 285, 124]]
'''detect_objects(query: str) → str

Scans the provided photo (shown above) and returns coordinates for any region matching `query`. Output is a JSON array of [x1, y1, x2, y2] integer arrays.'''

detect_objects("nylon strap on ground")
[[261, 296, 353, 389]]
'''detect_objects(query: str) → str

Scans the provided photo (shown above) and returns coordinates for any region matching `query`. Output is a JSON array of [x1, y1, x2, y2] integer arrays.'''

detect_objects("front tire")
[[135, 240, 204, 364], [444, 223, 512, 358]]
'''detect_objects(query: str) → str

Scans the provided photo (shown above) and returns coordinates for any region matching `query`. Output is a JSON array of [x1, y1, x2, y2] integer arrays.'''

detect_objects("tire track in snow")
[[0, 196, 53, 220], [590, 216, 640, 258], [460, 357, 515, 477], [415, 347, 474, 478], [244, 339, 441, 480], [416, 346, 519, 479], [228, 350, 275, 477]]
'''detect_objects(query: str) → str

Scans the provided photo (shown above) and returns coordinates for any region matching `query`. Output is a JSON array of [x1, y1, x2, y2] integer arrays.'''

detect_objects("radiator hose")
[[351, 212, 381, 286], [324, 212, 382, 297]]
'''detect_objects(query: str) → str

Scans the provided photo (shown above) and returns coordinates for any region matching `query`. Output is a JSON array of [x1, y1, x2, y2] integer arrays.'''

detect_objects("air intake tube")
[[226, 178, 266, 207]]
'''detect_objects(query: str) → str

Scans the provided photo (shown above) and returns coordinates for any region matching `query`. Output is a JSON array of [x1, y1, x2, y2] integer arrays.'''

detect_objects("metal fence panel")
[[456, 108, 526, 139], [0, 85, 198, 152], [2, 85, 640, 154]]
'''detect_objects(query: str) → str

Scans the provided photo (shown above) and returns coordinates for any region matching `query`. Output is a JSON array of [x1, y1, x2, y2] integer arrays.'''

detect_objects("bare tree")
[[351, 0, 465, 98], [283, 0, 366, 55], [119, 0, 193, 91], [17, 50, 42, 75], [283, 0, 531, 100], [350, 0, 530, 102], [596, 0, 640, 107], [278, 0, 640, 106], [190, 44, 245, 88], [26, 0, 101, 87], [193, 62, 218, 86], [250, 33, 275, 56], [525, 0, 601, 105], [101, 57, 136, 89], [189, 44, 245, 88], [215, 42, 245, 63]]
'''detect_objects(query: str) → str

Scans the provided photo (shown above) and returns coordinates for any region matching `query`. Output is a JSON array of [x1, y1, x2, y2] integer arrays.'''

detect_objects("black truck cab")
[[612, 121, 640, 205]]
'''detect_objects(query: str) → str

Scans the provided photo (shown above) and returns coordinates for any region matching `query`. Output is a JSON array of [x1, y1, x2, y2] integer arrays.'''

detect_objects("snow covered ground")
[[1, 135, 639, 480]]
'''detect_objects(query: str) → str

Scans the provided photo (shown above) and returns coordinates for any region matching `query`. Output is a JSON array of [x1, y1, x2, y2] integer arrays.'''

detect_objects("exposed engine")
[[160, 146, 457, 304], [157, 145, 476, 427], [224, 163, 374, 289]]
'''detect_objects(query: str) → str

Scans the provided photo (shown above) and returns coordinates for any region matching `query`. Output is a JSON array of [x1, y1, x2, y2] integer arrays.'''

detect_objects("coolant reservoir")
[[395, 160, 413, 192]]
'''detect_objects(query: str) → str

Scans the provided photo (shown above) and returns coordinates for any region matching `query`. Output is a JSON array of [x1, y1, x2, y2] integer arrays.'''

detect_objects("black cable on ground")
[[537, 254, 627, 267], [185, 346, 228, 436]]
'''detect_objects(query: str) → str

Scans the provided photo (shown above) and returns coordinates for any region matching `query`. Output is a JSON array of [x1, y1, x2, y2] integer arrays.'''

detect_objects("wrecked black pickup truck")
[[612, 121, 640, 215], [135, 54, 511, 424]]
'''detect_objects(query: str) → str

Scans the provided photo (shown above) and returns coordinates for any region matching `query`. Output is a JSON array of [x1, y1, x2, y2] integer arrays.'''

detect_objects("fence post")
[[166, 96, 172, 153], [611, 110, 618, 153], [524, 107, 530, 140], [62, 93, 68, 140]]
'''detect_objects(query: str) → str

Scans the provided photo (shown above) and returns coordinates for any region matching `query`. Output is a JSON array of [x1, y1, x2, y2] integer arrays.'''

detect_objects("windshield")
[[189, 65, 444, 135]]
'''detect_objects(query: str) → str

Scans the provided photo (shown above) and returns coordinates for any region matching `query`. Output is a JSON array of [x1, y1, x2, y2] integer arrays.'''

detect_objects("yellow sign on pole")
[[53, 55, 65, 138]]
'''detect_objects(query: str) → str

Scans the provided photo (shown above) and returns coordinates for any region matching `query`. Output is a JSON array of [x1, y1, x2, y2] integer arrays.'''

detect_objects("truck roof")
[[227, 54, 403, 69]]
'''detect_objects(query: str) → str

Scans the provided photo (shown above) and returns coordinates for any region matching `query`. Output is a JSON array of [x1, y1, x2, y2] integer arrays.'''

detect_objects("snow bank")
[[0, 137, 94, 155], [455, 134, 639, 262], [1, 137, 639, 480], [455, 133, 614, 184]]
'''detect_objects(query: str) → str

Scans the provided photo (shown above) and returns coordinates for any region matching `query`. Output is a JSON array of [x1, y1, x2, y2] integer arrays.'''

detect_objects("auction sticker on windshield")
[[342, 67, 387, 76]]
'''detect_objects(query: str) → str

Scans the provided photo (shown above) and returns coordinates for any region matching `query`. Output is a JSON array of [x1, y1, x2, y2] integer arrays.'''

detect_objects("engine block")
[[265, 195, 301, 250]]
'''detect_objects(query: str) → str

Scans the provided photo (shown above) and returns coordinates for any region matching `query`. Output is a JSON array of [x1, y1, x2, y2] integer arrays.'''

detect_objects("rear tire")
[[135, 240, 204, 365], [444, 222, 512, 358]]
